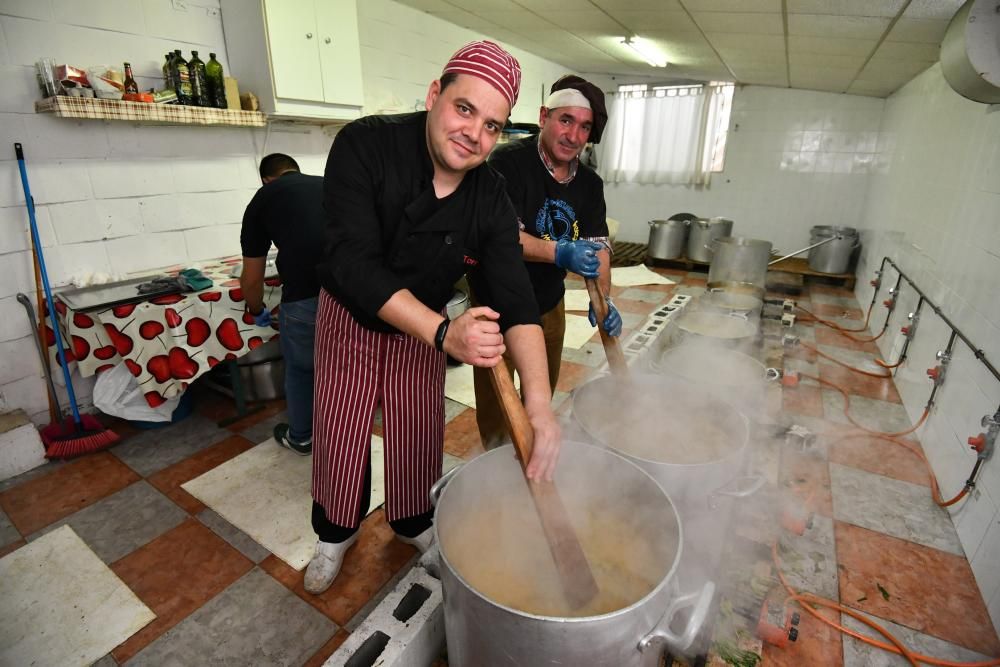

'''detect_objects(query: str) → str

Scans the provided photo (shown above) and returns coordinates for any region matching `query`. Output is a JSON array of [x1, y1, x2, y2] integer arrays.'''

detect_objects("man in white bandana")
[[473, 74, 618, 450]]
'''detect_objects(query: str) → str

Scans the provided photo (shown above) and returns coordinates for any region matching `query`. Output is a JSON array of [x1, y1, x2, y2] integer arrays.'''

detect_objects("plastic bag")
[[85, 66, 124, 100], [93, 361, 181, 422]]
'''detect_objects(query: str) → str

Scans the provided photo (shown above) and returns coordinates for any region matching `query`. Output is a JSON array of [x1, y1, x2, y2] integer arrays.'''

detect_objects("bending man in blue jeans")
[[240, 153, 326, 454]]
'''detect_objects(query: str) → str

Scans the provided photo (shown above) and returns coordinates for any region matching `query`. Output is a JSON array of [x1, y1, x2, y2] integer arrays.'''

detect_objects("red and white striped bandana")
[[442, 40, 521, 110]]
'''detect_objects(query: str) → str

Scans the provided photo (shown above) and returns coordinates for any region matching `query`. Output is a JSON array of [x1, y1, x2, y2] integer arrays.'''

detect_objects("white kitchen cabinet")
[[220, 0, 364, 121]]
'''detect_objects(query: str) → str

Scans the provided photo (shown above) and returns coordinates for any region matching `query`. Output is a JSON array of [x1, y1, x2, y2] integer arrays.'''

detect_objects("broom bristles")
[[41, 415, 120, 459]]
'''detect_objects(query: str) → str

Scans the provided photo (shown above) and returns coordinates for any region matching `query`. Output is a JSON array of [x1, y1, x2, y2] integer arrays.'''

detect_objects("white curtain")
[[600, 85, 724, 186]]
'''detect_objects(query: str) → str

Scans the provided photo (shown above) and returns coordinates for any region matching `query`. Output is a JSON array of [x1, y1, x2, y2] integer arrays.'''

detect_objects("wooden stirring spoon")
[[488, 360, 599, 609], [585, 278, 628, 377]]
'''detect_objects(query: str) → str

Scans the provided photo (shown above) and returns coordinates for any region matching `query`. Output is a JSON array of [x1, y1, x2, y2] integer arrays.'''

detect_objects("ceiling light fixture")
[[622, 36, 668, 68]]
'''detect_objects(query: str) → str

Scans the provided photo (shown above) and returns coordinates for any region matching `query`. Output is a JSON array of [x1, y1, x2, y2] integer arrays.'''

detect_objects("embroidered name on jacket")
[[535, 198, 579, 242]]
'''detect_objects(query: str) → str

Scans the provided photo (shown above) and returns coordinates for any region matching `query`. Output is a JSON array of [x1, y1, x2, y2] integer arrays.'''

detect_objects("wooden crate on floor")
[[610, 241, 648, 267], [644, 254, 710, 272], [767, 256, 856, 290]]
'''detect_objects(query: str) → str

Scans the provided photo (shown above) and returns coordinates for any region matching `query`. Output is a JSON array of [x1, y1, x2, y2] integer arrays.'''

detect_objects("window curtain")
[[599, 85, 723, 186]]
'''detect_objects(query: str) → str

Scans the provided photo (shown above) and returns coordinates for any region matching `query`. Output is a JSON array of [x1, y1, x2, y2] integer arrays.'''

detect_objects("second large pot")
[[707, 236, 772, 297], [808, 225, 860, 274], [435, 440, 713, 667], [687, 217, 733, 263]]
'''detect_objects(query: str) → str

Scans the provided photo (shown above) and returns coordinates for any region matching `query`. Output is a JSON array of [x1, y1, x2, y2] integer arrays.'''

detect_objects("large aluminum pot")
[[571, 374, 764, 581], [672, 307, 759, 353], [647, 219, 689, 260], [687, 217, 733, 263], [433, 440, 714, 667], [703, 288, 763, 314], [707, 237, 772, 297], [651, 341, 780, 412], [808, 225, 860, 274]]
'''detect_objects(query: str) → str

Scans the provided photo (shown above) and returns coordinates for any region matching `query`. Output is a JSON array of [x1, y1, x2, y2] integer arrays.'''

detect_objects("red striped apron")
[[312, 290, 445, 527]]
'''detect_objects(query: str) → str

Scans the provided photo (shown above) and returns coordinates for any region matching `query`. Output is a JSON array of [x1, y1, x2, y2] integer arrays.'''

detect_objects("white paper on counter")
[[611, 265, 676, 287], [564, 289, 591, 312], [563, 313, 597, 350]]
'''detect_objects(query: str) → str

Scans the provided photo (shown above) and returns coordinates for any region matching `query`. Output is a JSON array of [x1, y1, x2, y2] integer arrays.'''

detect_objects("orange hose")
[[796, 303, 887, 343], [771, 542, 1000, 666], [797, 371, 928, 437], [796, 300, 874, 333], [799, 341, 892, 379], [875, 356, 905, 369]]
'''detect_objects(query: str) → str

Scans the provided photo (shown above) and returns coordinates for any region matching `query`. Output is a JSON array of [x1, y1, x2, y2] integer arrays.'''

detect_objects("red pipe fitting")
[[883, 298, 895, 308], [782, 371, 800, 387], [901, 326, 911, 335], [926, 367, 940, 380], [969, 434, 986, 453], [870, 279, 879, 287]]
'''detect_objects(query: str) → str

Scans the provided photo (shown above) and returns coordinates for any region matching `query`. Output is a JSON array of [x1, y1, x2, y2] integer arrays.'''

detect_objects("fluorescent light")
[[622, 36, 668, 68]]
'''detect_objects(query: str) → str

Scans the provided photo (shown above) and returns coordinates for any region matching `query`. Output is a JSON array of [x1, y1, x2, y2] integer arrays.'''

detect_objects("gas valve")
[[870, 270, 882, 289], [926, 366, 946, 386], [883, 298, 895, 309], [970, 412, 1000, 460], [901, 312, 920, 338], [758, 599, 801, 648]]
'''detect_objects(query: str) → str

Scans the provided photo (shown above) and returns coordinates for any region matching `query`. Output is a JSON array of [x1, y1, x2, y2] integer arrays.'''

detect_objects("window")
[[599, 82, 735, 185]]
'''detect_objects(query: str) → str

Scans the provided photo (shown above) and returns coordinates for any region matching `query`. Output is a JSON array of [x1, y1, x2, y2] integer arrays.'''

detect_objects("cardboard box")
[[224, 76, 241, 111]]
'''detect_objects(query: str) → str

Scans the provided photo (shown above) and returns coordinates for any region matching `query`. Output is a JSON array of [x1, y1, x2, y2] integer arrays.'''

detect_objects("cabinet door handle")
[[306, 32, 313, 39], [324, 37, 331, 44]]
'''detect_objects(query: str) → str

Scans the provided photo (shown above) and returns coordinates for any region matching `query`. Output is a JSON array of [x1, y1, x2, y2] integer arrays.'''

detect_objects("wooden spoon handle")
[[488, 359, 533, 470], [585, 278, 628, 377]]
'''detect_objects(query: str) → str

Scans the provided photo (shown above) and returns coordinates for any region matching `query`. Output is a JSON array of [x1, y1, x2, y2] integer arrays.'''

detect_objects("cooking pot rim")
[[434, 441, 685, 623]]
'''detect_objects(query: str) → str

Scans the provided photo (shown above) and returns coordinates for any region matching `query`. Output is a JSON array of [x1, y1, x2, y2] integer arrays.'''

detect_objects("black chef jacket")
[[317, 112, 541, 334]]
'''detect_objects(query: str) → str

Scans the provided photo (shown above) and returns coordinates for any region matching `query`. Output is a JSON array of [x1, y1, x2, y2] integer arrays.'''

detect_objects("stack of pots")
[[687, 217, 733, 263], [647, 213, 696, 261], [808, 225, 860, 274]]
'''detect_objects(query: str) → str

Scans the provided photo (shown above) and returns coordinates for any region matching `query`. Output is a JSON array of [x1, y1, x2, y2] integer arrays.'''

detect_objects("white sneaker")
[[303, 534, 358, 594], [396, 527, 435, 553]]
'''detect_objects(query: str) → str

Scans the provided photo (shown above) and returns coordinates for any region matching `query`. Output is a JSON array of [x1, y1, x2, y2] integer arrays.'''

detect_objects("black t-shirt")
[[488, 137, 608, 313], [240, 172, 326, 303], [317, 112, 540, 334]]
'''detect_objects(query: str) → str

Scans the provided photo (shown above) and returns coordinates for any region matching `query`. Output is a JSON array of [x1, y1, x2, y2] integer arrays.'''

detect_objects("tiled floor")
[[1, 270, 998, 666]]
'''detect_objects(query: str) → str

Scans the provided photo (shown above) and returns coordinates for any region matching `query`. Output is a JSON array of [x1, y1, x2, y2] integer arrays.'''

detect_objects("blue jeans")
[[278, 296, 317, 443]]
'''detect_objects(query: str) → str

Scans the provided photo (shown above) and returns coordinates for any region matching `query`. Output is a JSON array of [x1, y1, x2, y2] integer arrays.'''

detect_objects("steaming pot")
[[686, 217, 733, 263], [807, 225, 860, 274], [433, 440, 714, 667], [671, 308, 759, 353], [571, 374, 764, 582], [650, 344, 780, 413], [706, 237, 772, 297]]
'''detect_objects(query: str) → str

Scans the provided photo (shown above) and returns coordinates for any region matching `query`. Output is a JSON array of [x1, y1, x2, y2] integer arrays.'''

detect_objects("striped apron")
[[312, 290, 445, 527]]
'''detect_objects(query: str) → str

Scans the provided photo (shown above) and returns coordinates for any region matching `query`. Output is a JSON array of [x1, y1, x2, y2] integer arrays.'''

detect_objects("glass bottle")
[[162, 53, 175, 90], [123, 62, 138, 94], [188, 50, 208, 107], [172, 49, 193, 105], [206, 52, 227, 109]]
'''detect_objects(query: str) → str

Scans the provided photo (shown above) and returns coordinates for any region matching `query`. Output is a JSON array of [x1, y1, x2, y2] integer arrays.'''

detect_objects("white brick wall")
[[854, 63, 1000, 634], [0, 0, 569, 423]]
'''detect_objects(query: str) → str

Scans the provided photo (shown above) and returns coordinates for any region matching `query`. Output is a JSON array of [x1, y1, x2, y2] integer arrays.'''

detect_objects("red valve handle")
[[883, 299, 894, 308], [969, 434, 986, 453], [901, 326, 910, 335], [926, 367, 940, 380], [870, 279, 879, 287], [782, 372, 800, 387]]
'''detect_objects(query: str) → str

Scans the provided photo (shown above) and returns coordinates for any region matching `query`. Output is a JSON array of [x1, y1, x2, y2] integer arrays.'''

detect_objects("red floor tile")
[[817, 362, 901, 404], [146, 434, 256, 514], [814, 325, 882, 354], [835, 521, 1000, 656], [304, 629, 350, 667], [110, 518, 254, 662], [443, 408, 480, 458], [261, 510, 415, 626], [555, 361, 594, 393], [782, 383, 825, 418], [761, 605, 843, 667], [828, 433, 929, 487], [0, 452, 140, 536], [781, 452, 833, 517]]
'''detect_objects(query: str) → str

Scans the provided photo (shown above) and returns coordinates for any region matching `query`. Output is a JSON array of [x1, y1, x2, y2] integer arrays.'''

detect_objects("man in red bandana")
[[306, 41, 561, 594]]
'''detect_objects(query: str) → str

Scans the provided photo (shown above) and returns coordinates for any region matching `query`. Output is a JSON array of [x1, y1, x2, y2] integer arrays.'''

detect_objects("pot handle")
[[764, 367, 782, 382], [708, 474, 767, 510], [429, 464, 462, 507], [638, 581, 715, 655]]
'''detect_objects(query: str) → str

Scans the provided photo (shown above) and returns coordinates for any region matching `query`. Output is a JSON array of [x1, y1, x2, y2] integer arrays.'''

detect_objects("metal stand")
[[199, 358, 264, 426]]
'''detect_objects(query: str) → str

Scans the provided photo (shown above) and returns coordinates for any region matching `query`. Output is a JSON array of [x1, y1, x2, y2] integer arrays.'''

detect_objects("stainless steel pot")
[[237, 337, 284, 400], [808, 225, 860, 274], [571, 374, 765, 582], [446, 289, 470, 320], [706, 237, 772, 297], [672, 308, 759, 352], [433, 440, 714, 667], [651, 343, 779, 412], [686, 217, 733, 263], [703, 288, 763, 314], [647, 219, 689, 260]]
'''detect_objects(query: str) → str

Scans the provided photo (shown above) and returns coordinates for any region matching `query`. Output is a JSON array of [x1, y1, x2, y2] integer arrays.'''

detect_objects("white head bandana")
[[544, 88, 591, 110]]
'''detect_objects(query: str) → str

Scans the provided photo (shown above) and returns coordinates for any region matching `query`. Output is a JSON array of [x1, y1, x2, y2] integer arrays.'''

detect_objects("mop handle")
[[14, 143, 83, 426]]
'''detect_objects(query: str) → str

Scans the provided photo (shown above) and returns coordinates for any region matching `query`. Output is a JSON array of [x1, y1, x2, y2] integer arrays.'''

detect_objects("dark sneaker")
[[273, 423, 312, 455]]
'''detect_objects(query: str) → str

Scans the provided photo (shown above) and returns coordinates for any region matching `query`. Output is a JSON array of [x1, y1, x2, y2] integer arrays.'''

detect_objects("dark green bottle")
[[162, 53, 175, 90], [206, 52, 227, 109], [171, 49, 193, 105], [189, 50, 208, 107]]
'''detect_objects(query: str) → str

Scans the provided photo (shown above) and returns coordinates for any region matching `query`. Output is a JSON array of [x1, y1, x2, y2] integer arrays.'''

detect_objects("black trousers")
[[312, 456, 433, 543]]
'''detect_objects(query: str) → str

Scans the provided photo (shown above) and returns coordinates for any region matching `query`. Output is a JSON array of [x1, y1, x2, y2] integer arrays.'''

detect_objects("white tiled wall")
[[0, 0, 567, 424], [603, 85, 885, 253], [852, 63, 1000, 633]]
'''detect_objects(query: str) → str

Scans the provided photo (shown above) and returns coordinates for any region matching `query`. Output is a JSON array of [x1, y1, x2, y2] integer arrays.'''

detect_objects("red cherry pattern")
[[71, 335, 90, 361], [222, 279, 240, 288], [185, 318, 210, 346], [103, 323, 134, 356], [144, 391, 166, 408], [150, 293, 185, 306], [198, 292, 222, 303], [168, 348, 199, 380], [94, 345, 117, 360], [228, 287, 243, 301], [165, 308, 183, 328], [96, 363, 115, 374], [147, 355, 171, 383], [248, 336, 264, 350], [73, 313, 94, 328], [125, 359, 142, 376], [112, 303, 137, 318], [139, 321, 164, 340], [216, 318, 244, 351], [264, 277, 281, 287]]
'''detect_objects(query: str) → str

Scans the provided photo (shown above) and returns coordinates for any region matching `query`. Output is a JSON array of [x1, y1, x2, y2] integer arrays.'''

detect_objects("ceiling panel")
[[791, 52, 866, 70], [886, 18, 950, 44], [874, 40, 940, 61], [534, 10, 624, 32], [477, 11, 553, 30], [706, 33, 786, 53], [858, 56, 936, 80], [786, 0, 906, 17], [787, 14, 890, 39], [593, 0, 685, 9], [514, 0, 598, 10], [680, 0, 781, 12], [691, 12, 784, 35], [787, 35, 875, 56], [903, 0, 965, 20], [847, 79, 900, 96], [604, 11, 701, 33]]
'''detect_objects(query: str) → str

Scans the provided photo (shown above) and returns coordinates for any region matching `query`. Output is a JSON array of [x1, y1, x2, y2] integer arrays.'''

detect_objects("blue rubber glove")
[[253, 307, 272, 328], [589, 296, 623, 337], [554, 239, 602, 278]]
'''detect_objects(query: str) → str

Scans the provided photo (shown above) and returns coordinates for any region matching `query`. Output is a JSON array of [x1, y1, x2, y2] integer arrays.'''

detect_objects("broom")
[[14, 142, 119, 458]]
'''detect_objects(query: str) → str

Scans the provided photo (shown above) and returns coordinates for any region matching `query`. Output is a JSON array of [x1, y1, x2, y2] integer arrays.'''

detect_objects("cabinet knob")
[[324, 37, 331, 44], [306, 32, 313, 39]]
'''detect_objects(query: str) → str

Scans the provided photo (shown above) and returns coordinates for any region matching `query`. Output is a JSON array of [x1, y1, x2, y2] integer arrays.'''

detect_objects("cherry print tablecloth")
[[45, 256, 282, 408]]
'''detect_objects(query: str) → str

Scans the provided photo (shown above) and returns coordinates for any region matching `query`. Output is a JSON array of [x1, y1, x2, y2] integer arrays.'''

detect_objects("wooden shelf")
[[34, 96, 267, 127]]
